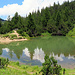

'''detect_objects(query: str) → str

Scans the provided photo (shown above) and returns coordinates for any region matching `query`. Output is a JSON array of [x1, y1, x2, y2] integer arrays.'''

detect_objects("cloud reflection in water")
[[23, 48, 30, 57], [2, 47, 75, 64], [2, 48, 9, 52], [33, 47, 45, 63], [49, 53, 64, 61]]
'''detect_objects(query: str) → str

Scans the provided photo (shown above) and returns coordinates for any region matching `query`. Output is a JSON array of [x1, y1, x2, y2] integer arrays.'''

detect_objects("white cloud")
[[0, 0, 72, 19]]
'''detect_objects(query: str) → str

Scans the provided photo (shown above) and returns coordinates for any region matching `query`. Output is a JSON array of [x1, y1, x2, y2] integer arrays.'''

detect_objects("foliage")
[[0, 0, 75, 36], [0, 57, 9, 68], [3, 34, 9, 38], [9, 30, 14, 33], [41, 32, 51, 36], [17, 30, 29, 37], [66, 27, 75, 36], [40, 55, 62, 75], [10, 34, 17, 39], [0, 59, 75, 75], [27, 13, 36, 37], [15, 61, 20, 66], [18, 37, 22, 39]]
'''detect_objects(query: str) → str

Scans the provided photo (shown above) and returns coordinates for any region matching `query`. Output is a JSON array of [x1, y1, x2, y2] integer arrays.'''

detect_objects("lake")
[[0, 36, 75, 69]]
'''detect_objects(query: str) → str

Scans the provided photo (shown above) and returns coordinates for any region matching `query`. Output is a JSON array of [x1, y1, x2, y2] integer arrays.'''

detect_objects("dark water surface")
[[0, 36, 75, 69]]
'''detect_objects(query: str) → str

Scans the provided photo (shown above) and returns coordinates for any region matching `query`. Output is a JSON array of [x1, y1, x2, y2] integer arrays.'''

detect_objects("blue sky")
[[0, 0, 23, 8], [0, 0, 71, 20]]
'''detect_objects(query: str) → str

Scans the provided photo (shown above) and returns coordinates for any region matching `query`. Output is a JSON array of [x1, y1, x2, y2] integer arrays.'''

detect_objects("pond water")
[[0, 36, 75, 69]]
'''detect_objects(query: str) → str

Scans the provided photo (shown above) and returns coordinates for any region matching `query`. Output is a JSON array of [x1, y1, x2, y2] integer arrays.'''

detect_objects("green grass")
[[0, 61, 42, 75], [0, 61, 75, 75]]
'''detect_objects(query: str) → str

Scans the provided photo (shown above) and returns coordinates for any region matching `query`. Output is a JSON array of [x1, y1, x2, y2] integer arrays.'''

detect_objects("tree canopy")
[[0, 0, 75, 36]]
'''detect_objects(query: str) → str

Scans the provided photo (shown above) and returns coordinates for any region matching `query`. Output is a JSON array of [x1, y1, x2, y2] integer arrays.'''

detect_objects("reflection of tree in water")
[[13, 49, 23, 59], [0, 44, 5, 55], [30, 51, 33, 60], [22, 36, 75, 57], [8, 51, 13, 58], [0, 49, 2, 55], [1, 36, 75, 59]]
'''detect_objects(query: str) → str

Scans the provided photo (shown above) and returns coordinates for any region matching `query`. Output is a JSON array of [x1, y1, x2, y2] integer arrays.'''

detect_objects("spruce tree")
[[27, 13, 36, 37]]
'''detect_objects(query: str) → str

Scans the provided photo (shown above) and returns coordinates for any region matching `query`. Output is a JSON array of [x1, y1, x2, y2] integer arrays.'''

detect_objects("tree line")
[[0, 0, 75, 37]]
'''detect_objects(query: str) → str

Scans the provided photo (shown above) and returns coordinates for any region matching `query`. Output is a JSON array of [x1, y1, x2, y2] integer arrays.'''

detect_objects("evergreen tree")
[[0, 0, 75, 36], [56, 11, 61, 27], [11, 12, 19, 29], [27, 13, 36, 37], [40, 55, 62, 75]]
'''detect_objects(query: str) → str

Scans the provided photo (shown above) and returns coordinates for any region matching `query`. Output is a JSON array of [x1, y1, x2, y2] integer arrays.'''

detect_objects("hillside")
[[0, 30, 27, 44], [0, 0, 75, 37]]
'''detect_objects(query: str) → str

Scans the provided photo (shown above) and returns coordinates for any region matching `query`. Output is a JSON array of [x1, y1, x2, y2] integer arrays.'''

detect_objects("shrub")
[[66, 25, 75, 36], [18, 37, 22, 39], [17, 30, 29, 37], [10, 37, 14, 40], [9, 30, 14, 33], [22, 32, 29, 37], [0, 57, 9, 69], [3, 34, 9, 38], [10, 34, 17, 38], [41, 32, 51, 37], [10, 34, 17, 40], [40, 55, 62, 75], [17, 29, 23, 35], [16, 61, 19, 66]]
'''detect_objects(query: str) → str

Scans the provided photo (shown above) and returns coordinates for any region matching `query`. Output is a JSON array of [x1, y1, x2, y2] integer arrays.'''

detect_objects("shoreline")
[[0, 37, 27, 44]]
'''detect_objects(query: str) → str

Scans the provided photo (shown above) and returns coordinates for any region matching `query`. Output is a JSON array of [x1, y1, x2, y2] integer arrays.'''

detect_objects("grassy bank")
[[0, 61, 75, 75], [0, 61, 42, 75]]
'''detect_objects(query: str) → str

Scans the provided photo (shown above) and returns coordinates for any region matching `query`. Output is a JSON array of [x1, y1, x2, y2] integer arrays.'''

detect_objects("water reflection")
[[68, 54, 75, 60], [1, 36, 75, 68], [23, 48, 30, 57], [49, 53, 64, 61], [33, 47, 45, 63], [2, 48, 9, 52], [1, 47, 75, 63], [1, 46, 75, 69]]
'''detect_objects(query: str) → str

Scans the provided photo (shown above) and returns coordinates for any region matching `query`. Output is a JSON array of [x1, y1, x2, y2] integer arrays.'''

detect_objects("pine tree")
[[56, 11, 61, 27], [40, 55, 62, 75], [27, 13, 36, 37]]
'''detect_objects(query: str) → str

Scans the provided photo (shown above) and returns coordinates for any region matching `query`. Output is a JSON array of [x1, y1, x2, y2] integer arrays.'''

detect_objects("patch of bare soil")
[[0, 30, 27, 44]]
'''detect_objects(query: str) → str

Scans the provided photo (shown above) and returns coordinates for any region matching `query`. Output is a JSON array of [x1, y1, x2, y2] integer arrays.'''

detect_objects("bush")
[[16, 61, 19, 66], [17, 30, 29, 37], [22, 32, 29, 37], [41, 32, 51, 37], [18, 37, 22, 39], [9, 30, 14, 33], [40, 55, 62, 75], [10, 34, 17, 40], [3, 34, 9, 38], [10, 37, 14, 40], [10, 34, 17, 38], [66, 25, 75, 36], [0, 57, 9, 69], [17, 29, 23, 35]]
